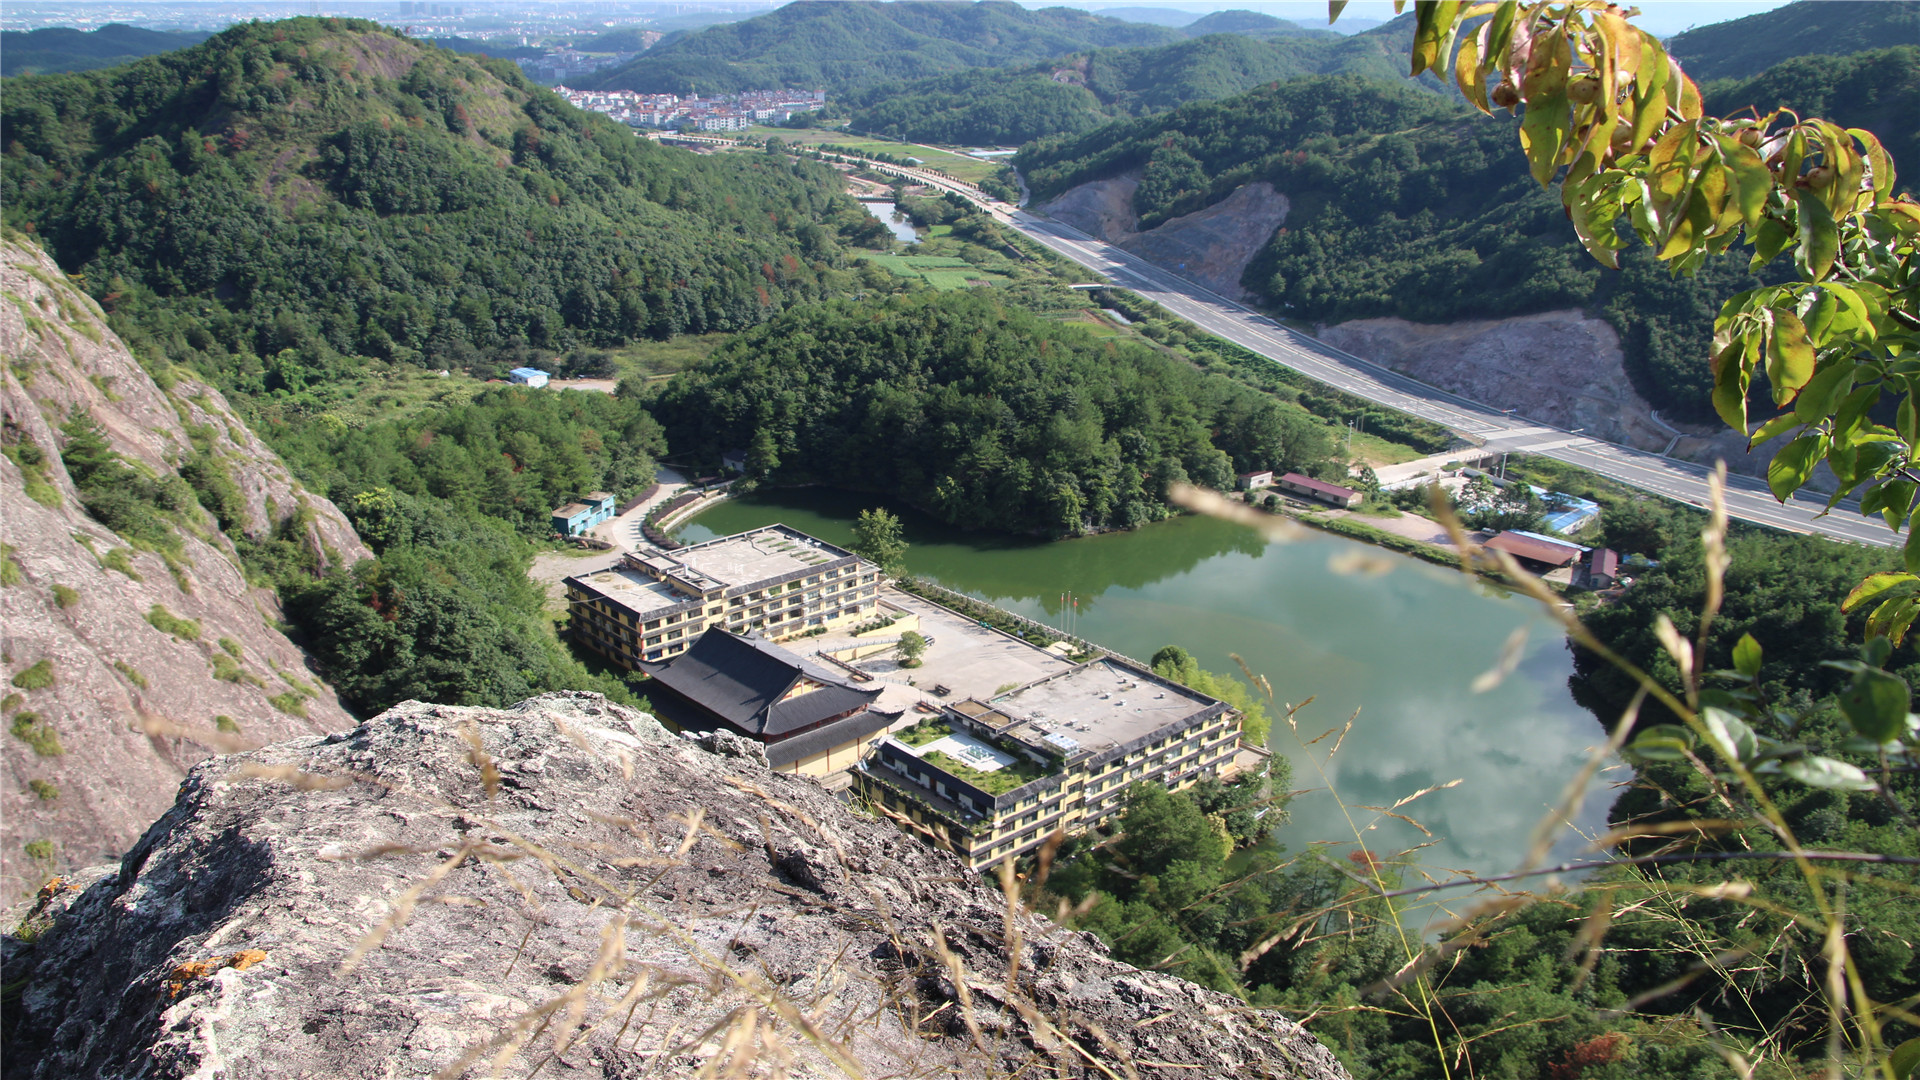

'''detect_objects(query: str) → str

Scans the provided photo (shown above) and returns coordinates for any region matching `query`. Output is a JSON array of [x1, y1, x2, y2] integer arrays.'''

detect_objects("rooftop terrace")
[[963, 659, 1220, 756]]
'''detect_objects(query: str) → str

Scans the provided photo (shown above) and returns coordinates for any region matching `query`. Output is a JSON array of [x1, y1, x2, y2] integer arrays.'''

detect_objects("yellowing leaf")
[[1765, 308, 1816, 402]]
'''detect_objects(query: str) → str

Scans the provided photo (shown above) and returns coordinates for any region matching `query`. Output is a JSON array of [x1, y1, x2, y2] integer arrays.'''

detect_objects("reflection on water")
[[860, 201, 919, 245], [678, 490, 1621, 912]]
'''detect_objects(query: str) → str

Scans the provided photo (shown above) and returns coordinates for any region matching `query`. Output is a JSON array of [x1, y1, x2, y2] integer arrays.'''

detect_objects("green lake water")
[[677, 489, 1619, 906]]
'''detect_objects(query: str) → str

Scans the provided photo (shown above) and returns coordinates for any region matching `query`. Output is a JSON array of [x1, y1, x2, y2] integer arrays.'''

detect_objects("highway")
[[999, 212, 1896, 548], [674, 137, 1893, 546]]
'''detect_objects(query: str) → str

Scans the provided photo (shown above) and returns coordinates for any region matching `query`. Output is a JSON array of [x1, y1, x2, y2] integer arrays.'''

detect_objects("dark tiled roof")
[[764, 709, 894, 768], [639, 627, 880, 736]]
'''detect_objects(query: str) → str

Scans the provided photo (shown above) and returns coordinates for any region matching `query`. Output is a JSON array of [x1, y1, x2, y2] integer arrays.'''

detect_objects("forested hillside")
[[1667, 0, 1920, 82], [1015, 57, 1913, 421], [844, 21, 1430, 146], [0, 24, 209, 78], [0, 19, 879, 403], [584, 0, 1182, 96], [651, 290, 1343, 536]]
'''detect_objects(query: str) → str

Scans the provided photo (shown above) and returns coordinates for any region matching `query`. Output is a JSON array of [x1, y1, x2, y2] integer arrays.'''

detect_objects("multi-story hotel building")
[[565, 525, 884, 668], [855, 658, 1255, 870]]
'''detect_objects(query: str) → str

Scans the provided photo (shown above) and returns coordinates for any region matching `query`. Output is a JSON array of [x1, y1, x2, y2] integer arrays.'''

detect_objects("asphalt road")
[[1001, 211, 1897, 549]]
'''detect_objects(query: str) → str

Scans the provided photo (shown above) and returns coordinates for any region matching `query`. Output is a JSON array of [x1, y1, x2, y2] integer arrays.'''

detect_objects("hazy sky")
[[1041, 1, 1796, 39]]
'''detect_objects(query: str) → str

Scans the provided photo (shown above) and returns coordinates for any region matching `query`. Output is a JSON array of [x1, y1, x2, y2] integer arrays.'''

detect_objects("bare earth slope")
[[1040, 173, 1290, 301], [0, 693, 1350, 1080], [0, 237, 369, 900]]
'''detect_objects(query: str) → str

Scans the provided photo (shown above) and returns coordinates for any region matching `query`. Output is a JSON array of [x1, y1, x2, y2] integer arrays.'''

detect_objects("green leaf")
[[1803, 288, 1838, 346], [1703, 707, 1758, 763], [1864, 636, 1894, 667], [1907, 519, 1920, 574], [1890, 1035, 1920, 1080], [1767, 434, 1824, 501], [1748, 411, 1801, 448], [1409, 0, 1460, 76], [1328, 0, 1350, 24], [1781, 755, 1875, 790], [1840, 667, 1910, 742], [1629, 724, 1695, 762], [1868, 595, 1920, 647], [1792, 360, 1853, 422], [1766, 309, 1817, 402], [1792, 188, 1839, 281], [1731, 633, 1762, 678], [1842, 571, 1919, 612], [1750, 217, 1791, 268], [1862, 480, 1916, 530], [1820, 282, 1875, 343]]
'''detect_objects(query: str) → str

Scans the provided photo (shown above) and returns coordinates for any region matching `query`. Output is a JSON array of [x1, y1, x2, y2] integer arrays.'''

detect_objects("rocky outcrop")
[[0, 237, 370, 901], [1, 693, 1350, 1080], [1040, 174, 1291, 301]]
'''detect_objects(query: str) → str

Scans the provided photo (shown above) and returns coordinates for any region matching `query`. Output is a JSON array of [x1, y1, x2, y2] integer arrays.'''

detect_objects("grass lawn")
[[859, 253, 1009, 290], [603, 332, 732, 382], [1349, 430, 1426, 466]]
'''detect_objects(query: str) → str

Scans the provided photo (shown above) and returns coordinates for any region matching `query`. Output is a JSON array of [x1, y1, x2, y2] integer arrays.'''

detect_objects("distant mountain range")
[[1667, 0, 1920, 82], [0, 23, 210, 77]]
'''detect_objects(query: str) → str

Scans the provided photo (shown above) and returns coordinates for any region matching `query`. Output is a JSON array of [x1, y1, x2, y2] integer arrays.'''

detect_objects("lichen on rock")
[[1, 692, 1350, 1080]]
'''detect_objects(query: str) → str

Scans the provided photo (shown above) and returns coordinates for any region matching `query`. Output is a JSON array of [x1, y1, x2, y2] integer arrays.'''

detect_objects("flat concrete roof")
[[981, 659, 1218, 754], [805, 588, 1074, 719], [654, 525, 856, 589], [570, 565, 687, 617]]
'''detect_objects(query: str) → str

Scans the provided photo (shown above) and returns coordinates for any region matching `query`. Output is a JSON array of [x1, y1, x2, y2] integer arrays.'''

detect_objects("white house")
[[509, 367, 550, 388]]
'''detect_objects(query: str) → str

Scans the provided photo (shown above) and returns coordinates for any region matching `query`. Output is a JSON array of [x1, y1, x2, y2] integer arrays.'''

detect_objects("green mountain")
[[1703, 46, 1919, 188], [0, 18, 877, 401], [0, 23, 210, 78], [1666, 0, 1920, 82], [582, 0, 1185, 95], [845, 18, 1427, 146]]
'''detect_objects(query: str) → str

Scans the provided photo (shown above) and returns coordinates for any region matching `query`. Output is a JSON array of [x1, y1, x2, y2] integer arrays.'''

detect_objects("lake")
[[860, 200, 920, 245], [677, 489, 1620, 912]]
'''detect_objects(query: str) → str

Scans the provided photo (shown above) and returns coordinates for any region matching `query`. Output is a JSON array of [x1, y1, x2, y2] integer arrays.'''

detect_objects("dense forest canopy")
[[1665, 0, 1920, 83], [650, 290, 1344, 536], [0, 19, 877, 400], [583, 0, 1184, 96]]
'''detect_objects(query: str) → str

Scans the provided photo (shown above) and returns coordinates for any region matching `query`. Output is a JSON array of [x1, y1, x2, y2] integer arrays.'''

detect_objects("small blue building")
[[509, 366, 550, 388], [551, 491, 617, 537]]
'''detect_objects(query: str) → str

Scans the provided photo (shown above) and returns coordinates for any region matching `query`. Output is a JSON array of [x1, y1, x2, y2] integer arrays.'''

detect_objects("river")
[[860, 200, 920, 245], [676, 489, 1618, 908]]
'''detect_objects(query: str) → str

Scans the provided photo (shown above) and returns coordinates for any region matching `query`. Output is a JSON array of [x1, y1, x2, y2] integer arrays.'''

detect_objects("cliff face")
[[0, 693, 1350, 1080], [0, 236, 370, 901]]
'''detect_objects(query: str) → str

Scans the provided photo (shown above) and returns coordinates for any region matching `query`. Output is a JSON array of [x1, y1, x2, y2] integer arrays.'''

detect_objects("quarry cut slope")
[[1039, 172, 1290, 301], [0, 237, 368, 901], [0, 693, 1350, 1080]]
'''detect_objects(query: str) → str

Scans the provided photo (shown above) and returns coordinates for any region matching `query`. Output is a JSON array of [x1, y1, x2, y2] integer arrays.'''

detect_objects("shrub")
[[0, 544, 21, 586], [113, 660, 149, 688], [27, 779, 57, 801], [50, 584, 78, 608], [99, 547, 141, 581], [146, 604, 202, 642], [22, 840, 53, 861], [218, 637, 243, 659], [8, 712, 63, 757], [215, 715, 240, 734], [268, 692, 308, 717], [11, 660, 54, 690]]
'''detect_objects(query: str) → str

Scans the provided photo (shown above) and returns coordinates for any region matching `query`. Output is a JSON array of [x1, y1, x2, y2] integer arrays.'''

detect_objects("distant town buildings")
[[553, 86, 826, 131]]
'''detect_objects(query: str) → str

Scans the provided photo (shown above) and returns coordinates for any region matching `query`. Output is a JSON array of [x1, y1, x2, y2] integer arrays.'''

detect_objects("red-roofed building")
[[1587, 547, 1620, 588], [1276, 472, 1362, 508], [1237, 470, 1274, 491], [1483, 531, 1583, 569]]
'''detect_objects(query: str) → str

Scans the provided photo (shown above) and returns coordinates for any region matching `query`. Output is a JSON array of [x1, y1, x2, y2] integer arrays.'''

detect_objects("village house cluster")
[[552, 86, 826, 131], [562, 524, 1269, 865]]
